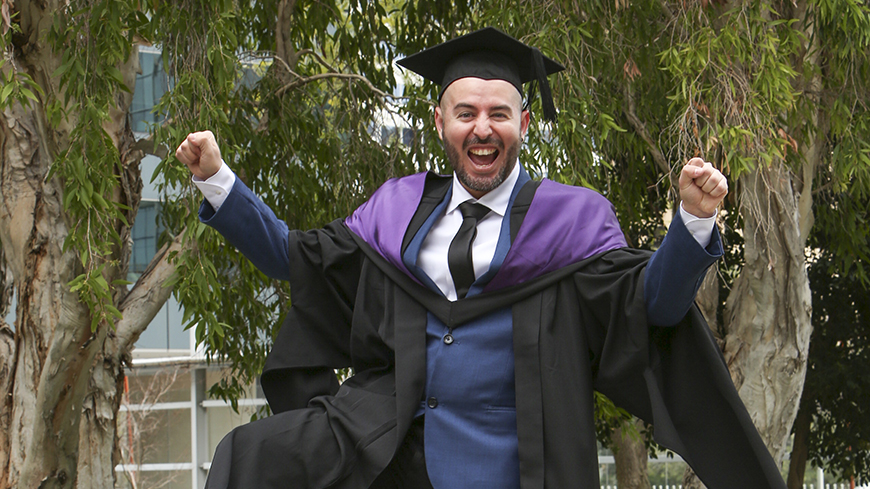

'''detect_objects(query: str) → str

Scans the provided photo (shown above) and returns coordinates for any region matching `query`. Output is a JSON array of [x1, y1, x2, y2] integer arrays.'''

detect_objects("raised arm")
[[175, 131, 292, 280], [644, 158, 728, 326]]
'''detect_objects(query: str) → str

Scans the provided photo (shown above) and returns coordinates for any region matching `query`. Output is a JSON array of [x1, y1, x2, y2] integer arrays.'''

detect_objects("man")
[[177, 27, 785, 489]]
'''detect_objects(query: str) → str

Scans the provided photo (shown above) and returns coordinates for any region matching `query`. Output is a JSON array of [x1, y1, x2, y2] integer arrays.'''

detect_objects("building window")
[[131, 49, 169, 134], [129, 201, 161, 282]]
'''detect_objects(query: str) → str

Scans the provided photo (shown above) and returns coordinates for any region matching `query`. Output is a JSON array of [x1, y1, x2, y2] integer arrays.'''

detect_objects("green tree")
[[165, 0, 870, 484], [1, 1, 157, 487], [0, 0, 468, 487], [3, 0, 869, 487], [474, 0, 870, 487]]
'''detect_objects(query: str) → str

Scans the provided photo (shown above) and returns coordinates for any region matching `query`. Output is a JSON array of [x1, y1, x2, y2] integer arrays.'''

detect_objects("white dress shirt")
[[417, 164, 521, 301], [193, 162, 236, 210], [194, 162, 716, 301]]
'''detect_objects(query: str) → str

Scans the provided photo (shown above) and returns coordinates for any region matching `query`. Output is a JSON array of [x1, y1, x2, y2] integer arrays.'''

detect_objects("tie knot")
[[458, 201, 490, 221]]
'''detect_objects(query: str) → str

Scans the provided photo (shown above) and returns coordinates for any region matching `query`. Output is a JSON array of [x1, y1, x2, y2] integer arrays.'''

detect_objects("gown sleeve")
[[199, 178, 364, 413], [643, 212, 723, 326], [579, 250, 786, 489]]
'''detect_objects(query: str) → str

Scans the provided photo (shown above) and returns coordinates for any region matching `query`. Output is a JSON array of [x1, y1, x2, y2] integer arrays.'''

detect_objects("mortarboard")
[[396, 27, 565, 122]]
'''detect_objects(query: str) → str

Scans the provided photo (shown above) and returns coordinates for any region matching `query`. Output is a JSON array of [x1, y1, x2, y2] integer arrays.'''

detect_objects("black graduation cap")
[[396, 27, 566, 122]]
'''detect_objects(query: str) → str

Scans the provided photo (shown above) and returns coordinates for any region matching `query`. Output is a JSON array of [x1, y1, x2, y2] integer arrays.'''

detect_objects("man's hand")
[[679, 157, 728, 218], [175, 130, 222, 180]]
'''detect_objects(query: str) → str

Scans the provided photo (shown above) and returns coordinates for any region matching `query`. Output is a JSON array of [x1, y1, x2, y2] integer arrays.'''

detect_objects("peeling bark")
[[0, 3, 175, 487], [0, 94, 169, 489], [723, 163, 812, 463], [76, 352, 124, 489], [75, 231, 184, 489], [2, 100, 96, 488]]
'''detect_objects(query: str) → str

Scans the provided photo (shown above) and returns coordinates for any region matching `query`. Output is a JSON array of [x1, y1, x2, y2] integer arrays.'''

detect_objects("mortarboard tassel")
[[524, 80, 538, 114], [532, 47, 557, 122]]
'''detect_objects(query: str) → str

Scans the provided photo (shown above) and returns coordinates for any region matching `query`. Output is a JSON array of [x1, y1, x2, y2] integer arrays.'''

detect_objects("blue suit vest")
[[401, 171, 531, 489]]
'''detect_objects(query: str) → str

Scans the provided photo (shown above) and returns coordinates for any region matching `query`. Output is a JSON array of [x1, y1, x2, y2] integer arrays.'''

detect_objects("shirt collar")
[[448, 163, 521, 217]]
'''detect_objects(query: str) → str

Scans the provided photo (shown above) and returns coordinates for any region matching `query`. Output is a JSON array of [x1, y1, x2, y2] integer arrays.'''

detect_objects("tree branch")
[[275, 0, 299, 78], [112, 230, 185, 354], [132, 134, 169, 160], [297, 48, 339, 74], [249, 47, 408, 103], [623, 81, 677, 188], [794, 0, 824, 245], [277, 71, 405, 101]]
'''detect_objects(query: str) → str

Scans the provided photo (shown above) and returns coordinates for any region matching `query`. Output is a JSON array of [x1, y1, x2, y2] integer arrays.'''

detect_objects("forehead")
[[440, 77, 523, 110]]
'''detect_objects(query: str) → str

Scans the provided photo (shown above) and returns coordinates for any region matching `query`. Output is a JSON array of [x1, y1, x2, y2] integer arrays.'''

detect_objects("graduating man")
[[176, 27, 786, 489]]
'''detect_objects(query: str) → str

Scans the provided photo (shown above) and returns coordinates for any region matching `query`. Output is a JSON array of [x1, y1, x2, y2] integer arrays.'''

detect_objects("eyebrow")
[[452, 103, 515, 114]]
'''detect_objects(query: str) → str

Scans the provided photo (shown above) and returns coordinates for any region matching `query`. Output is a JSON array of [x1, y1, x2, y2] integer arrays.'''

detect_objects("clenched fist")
[[679, 157, 728, 218], [176, 130, 223, 180]]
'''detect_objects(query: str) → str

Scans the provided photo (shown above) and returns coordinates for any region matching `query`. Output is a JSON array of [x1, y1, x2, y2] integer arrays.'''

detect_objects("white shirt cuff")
[[192, 162, 236, 211], [679, 203, 716, 248]]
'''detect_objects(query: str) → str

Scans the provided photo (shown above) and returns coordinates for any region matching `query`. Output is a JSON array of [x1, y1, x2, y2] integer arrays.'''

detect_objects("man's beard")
[[444, 135, 521, 195]]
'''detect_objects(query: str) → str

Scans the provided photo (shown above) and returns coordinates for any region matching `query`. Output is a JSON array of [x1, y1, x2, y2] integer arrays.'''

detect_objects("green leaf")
[[19, 87, 38, 103], [0, 83, 14, 105], [94, 274, 109, 292]]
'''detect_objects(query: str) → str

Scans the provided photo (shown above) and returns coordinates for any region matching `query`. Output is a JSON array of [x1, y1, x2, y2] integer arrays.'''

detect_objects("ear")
[[434, 106, 444, 140], [520, 109, 531, 139]]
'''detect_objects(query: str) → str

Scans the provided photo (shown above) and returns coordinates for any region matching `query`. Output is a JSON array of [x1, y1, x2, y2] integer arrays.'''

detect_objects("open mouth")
[[468, 147, 499, 166]]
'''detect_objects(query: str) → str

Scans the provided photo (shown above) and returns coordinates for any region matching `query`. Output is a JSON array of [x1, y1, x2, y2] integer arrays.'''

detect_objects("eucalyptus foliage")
[[487, 0, 870, 476], [145, 0, 479, 404], [150, 0, 870, 463], [3, 0, 869, 484], [479, 0, 870, 475]]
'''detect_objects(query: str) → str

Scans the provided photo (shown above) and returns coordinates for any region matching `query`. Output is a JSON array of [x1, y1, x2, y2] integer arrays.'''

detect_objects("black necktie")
[[448, 201, 491, 299]]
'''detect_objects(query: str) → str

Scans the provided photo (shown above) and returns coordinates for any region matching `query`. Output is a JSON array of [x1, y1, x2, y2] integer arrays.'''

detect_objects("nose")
[[472, 115, 493, 139]]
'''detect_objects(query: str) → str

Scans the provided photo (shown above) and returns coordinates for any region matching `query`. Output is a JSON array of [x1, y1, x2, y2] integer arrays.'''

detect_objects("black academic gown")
[[202, 173, 787, 489]]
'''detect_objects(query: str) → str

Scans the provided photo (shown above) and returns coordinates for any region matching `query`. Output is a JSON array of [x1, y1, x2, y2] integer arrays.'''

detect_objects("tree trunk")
[[0, 322, 14, 489], [75, 231, 184, 489], [695, 263, 720, 335], [676, 263, 723, 489], [611, 419, 651, 489], [1, 92, 99, 488], [0, 3, 178, 487], [786, 402, 811, 489], [0, 86, 174, 489], [681, 162, 814, 488], [722, 163, 813, 462], [682, 469, 706, 489], [682, 3, 821, 484]]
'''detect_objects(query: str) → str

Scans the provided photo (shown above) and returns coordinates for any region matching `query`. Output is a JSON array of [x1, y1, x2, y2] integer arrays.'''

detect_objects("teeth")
[[469, 148, 496, 156]]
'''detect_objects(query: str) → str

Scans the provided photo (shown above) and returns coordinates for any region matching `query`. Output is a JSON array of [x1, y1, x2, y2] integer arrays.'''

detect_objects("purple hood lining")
[[344, 172, 627, 293]]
